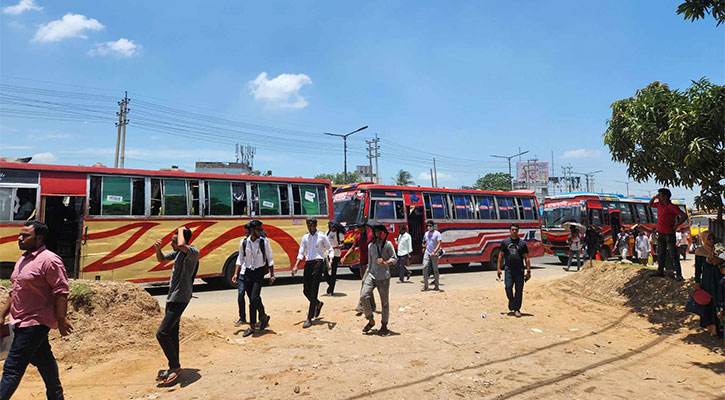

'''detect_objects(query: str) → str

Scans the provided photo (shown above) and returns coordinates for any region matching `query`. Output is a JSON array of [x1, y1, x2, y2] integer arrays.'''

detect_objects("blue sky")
[[1, 0, 723, 204]]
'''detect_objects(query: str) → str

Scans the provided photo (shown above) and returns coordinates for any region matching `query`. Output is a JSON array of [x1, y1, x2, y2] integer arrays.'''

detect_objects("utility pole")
[[324, 126, 368, 183], [365, 134, 380, 183], [615, 180, 633, 197], [575, 170, 603, 192], [114, 99, 123, 168], [432, 157, 438, 188], [430, 168, 434, 187], [491, 150, 528, 190], [115, 92, 130, 168]]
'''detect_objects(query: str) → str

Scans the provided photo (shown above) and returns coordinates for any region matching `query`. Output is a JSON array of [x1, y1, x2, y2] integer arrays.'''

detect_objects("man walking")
[[343, 225, 375, 314], [615, 226, 630, 261], [0, 221, 72, 400], [583, 225, 602, 264], [676, 228, 689, 261], [154, 226, 199, 385], [292, 217, 332, 329], [361, 222, 397, 335], [497, 224, 531, 318], [649, 188, 686, 280], [422, 221, 442, 291], [237, 220, 274, 337], [231, 222, 251, 327], [323, 220, 344, 295], [395, 225, 413, 282]]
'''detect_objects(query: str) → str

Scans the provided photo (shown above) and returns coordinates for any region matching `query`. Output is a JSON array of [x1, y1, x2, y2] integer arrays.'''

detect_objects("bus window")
[[317, 185, 328, 216], [279, 184, 290, 215], [394, 200, 405, 220], [333, 190, 364, 225], [205, 181, 232, 216], [496, 196, 518, 219], [151, 179, 162, 216], [101, 176, 132, 215], [650, 207, 658, 223], [252, 183, 281, 216], [619, 202, 634, 224], [371, 200, 395, 219], [588, 208, 603, 225], [452, 195, 474, 219], [232, 182, 248, 216], [518, 197, 536, 220], [634, 203, 648, 224], [292, 184, 325, 215], [131, 178, 145, 216], [475, 195, 497, 220], [188, 180, 200, 216], [0, 169, 39, 221], [424, 193, 448, 220], [164, 179, 188, 216]]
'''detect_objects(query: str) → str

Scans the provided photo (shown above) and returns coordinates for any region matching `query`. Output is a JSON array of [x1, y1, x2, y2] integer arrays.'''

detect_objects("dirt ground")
[[7, 262, 725, 400]]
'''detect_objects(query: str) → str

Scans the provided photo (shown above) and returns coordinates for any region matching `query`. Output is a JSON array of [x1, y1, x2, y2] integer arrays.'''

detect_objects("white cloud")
[[561, 148, 601, 159], [248, 72, 312, 109], [89, 38, 140, 58], [32, 13, 104, 42], [32, 152, 56, 162], [3, 0, 42, 15]]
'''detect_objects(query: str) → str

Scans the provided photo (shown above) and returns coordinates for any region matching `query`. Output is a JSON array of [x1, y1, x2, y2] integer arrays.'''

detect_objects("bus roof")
[[334, 182, 535, 197], [546, 192, 686, 204], [0, 161, 331, 185]]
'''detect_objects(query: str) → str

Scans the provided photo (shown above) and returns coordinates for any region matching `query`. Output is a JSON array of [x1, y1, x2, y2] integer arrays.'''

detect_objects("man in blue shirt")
[[496, 224, 531, 318]]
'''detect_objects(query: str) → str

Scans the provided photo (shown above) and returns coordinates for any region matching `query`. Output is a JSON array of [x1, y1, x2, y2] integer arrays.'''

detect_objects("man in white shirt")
[[235, 220, 275, 337], [323, 220, 345, 295], [231, 223, 251, 327], [395, 225, 413, 283], [292, 217, 333, 329]]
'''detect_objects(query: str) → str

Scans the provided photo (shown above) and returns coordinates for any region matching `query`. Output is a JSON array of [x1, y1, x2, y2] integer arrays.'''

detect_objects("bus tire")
[[451, 263, 469, 271], [349, 267, 362, 279], [218, 253, 239, 289], [599, 247, 610, 261], [558, 256, 569, 265], [488, 248, 500, 268]]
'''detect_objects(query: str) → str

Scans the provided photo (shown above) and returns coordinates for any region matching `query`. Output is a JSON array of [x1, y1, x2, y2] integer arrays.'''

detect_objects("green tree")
[[603, 78, 725, 223], [473, 173, 512, 191], [393, 169, 414, 186], [314, 172, 363, 184], [677, 0, 725, 26]]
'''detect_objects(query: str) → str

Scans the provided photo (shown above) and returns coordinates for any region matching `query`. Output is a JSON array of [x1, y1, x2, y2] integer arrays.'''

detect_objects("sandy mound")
[[547, 261, 695, 331], [1, 280, 203, 365]]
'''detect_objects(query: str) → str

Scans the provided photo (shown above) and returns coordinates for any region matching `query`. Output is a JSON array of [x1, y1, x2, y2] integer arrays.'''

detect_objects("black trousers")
[[303, 260, 325, 320], [237, 272, 246, 321], [505, 269, 525, 312], [657, 233, 682, 277], [0, 324, 63, 400], [323, 256, 340, 294], [243, 268, 266, 326], [157, 301, 188, 369], [397, 255, 410, 281]]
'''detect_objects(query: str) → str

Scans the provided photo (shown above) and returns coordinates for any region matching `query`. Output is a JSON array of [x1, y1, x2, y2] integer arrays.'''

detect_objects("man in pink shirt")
[[648, 188, 686, 281], [0, 221, 72, 400]]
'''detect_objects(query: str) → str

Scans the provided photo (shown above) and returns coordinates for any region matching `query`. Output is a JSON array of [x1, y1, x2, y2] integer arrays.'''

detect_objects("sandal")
[[157, 368, 181, 385], [259, 314, 270, 331], [363, 320, 375, 334], [242, 328, 255, 337]]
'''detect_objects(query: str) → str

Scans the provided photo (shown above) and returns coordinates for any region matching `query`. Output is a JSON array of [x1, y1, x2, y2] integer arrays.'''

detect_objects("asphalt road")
[[149, 254, 573, 304]]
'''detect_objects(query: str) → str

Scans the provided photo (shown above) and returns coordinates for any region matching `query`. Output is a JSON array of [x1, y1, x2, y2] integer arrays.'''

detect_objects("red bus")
[[332, 183, 544, 275], [542, 192, 689, 263], [0, 162, 333, 287]]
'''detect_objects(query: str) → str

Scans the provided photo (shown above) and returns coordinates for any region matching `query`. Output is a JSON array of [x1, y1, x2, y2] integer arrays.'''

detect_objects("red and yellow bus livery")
[[0, 162, 333, 287], [332, 183, 544, 275], [542, 192, 689, 263]]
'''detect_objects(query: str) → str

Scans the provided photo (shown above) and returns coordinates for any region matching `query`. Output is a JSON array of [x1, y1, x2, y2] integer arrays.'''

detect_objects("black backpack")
[[242, 237, 270, 274]]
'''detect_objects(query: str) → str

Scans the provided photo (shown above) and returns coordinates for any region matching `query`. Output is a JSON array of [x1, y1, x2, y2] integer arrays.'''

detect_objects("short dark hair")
[[426, 220, 434, 226], [306, 217, 318, 225], [658, 188, 672, 199], [24, 221, 48, 243], [182, 226, 192, 242], [399, 225, 407, 232], [509, 223, 520, 229]]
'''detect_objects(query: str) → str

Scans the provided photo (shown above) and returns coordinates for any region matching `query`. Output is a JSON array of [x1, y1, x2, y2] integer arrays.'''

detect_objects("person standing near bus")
[[0, 221, 72, 400], [615, 226, 630, 261], [422, 220, 442, 291], [396, 225, 413, 282], [323, 220, 344, 295], [292, 217, 333, 329], [154, 226, 199, 385], [238, 220, 274, 338], [583, 225, 601, 262], [343, 225, 376, 314], [361, 222, 397, 335], [497, 223, 531, 318], [231, 222, 251, 327], [635, 230, 651, 265], [649, 188, 686, 280], [563, 226, 582, 272], [676, 228, 689, 261]]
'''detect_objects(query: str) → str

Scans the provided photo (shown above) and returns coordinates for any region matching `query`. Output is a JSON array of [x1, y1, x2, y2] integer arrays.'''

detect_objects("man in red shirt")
[[648, 188, 686, 280], [0, 221, 72, 400]]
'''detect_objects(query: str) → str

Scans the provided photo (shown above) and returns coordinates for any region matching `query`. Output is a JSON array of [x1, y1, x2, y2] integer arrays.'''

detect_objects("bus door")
[[405, 191, 425, 263]]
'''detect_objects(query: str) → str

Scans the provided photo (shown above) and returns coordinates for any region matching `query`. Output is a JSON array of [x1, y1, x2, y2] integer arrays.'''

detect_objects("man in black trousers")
[[292, 217, 332, 329]]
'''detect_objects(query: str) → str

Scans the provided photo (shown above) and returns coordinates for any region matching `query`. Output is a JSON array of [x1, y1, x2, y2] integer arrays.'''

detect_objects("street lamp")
[[615, 180, 634, 197], [490, 150, 529, 189], [324, 126, 368, 183]]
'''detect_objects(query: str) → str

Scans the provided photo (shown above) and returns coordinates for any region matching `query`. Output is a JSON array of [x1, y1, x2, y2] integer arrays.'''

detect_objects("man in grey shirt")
[[361, 221, 397, 335], [153, 226, 199, 385]]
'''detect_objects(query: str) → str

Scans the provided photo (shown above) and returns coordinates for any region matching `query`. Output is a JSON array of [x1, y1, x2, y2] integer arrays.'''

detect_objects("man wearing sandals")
[[154, 227, 199, 384], [496, 223, 531, 318], [361, 221, 397, 335], [237, 220, 274, 337]]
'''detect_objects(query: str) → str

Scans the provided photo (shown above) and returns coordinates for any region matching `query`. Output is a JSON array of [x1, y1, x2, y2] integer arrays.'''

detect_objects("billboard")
[[516, 161, 549, 183]]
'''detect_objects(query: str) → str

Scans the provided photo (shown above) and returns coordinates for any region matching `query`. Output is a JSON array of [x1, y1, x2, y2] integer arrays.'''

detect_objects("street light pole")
[[324, 126, 368, 183], [615, 180, 633, 197], [490, 150, 529, 189]]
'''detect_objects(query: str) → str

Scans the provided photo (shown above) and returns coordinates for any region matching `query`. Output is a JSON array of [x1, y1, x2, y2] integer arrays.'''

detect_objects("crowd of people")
[[0, 187, 722, 397]]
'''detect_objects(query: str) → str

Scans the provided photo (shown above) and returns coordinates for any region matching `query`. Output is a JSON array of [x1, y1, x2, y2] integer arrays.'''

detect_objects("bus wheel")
[[213, 253, 238, 289], [599, 247, 610, 261], [488, 248, 500, 268], [558, 256, 569, 265], [451, 263, 469, 272], [349, 267, 362, 279]]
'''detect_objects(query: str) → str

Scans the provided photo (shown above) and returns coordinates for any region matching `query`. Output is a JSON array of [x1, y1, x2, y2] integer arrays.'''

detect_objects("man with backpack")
[[292, 217, 333, 329], [231, 223, 251, 327], [323, 220, 345, 295], [237, 220, 274, 338], [153, 226, 199, 385]]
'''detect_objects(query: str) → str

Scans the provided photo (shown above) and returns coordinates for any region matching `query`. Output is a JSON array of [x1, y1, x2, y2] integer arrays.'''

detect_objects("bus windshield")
[[333, 190, 366, 226], [542, 206, 582, 228]]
